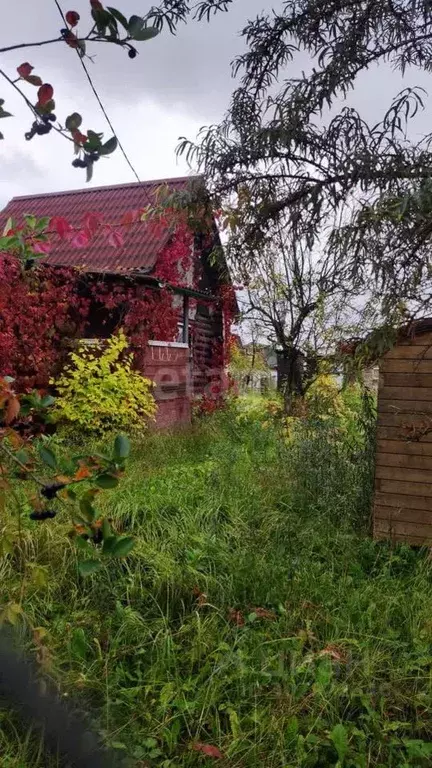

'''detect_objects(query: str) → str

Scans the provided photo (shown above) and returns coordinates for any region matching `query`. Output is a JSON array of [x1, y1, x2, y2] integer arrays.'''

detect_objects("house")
[[1, 176, 236, 428]]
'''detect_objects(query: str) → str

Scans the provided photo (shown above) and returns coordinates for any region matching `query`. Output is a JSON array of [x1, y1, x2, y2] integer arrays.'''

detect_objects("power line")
[[53, 0, 141, 183]]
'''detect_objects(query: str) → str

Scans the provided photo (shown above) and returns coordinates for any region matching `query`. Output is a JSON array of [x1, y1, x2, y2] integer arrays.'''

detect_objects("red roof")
[[0, 176, 203, 275]]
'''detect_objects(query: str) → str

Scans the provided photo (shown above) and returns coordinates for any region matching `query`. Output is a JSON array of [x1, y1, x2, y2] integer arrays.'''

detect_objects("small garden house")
[[374, 320, 432, 545], [1, 176, 236, 428]]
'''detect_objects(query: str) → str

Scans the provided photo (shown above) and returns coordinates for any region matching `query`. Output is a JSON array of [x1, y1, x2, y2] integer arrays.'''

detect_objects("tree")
[[178, 1, 432, 321], [0, 0, 232, 180], [236, 218, 363, 407]]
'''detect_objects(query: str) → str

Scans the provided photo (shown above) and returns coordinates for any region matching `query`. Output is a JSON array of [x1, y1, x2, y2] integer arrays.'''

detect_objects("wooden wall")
[[192, 304, 223, 395], [374, 329, 432, 545]]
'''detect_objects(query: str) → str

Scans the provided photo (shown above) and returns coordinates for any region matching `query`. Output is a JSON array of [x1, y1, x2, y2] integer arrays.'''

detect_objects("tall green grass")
[[1, 401, 432, 767]]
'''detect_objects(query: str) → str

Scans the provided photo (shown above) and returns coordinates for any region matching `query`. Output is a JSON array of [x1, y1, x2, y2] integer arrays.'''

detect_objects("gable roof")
[[0, 175, 203, 275]]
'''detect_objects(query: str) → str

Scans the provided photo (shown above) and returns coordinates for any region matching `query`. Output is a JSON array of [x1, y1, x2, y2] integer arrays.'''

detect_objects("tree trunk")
[[276, 348, 304, 413]]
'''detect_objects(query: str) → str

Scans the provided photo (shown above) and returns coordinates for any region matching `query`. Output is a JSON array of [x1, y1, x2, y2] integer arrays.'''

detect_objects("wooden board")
[[376, 439, 432, 456], [376, 452, 432, 470], [375, 491, 432, 510], [378, 399, 432, 414], [395, 332, 432, 347], [378, 386, 432, 401], [376, 465, 432, 484], [377, 413, 432, 428], [374, 518, 432, 541], [377, 425, 432, 442], [381, 359, 432, 373], [374, 505, 432, 525], [374, 530, 431, 545], [385, 345, 432, 359], [381, 372, 432, 388], [378, 479, 432, 497]]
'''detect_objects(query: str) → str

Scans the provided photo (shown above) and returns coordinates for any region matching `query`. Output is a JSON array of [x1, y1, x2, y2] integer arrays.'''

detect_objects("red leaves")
[[5, 395, 20, 425], [17, 63, 43, 87], [228, 608, 245, 627], [37, 84, 54, 107], [318, 644, 348, 663], [253, 607, 277, 621], [90, 0, 104, 9], [72, 129, 87, 146], [154, 220, 193, 286], [70, 230, 90, 249], [74, 465, 92, 481], [0, 214, 197, 394], [17, 63, 33, 79], [0, 254, 90, 392], [32, 241, 52, 255], [0, 380, 20, 425], [50, 216, 72, 239], [192, 743, 223, 760], [63, 29, 79, 49], [82, 211, 103, 236], [106, 229, 124, 248], [65, 10, 80, 26], [121, 209, 141, 226]]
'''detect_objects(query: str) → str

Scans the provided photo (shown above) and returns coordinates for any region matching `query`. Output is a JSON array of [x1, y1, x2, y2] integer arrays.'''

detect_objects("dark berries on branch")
[[41, 482, 66, 500]]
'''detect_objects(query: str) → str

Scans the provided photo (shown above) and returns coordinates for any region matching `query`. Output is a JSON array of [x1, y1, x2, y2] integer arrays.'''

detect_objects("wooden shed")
[[373, 319, 432, 545]]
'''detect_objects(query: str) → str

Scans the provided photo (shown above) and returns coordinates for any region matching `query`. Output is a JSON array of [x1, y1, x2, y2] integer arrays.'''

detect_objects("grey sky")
[[0, 0, 272, 206], [1, 1, 432, 208]]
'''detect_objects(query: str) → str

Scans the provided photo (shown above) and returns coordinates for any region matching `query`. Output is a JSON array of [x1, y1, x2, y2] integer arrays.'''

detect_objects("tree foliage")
[[179, 0, 432, 317]]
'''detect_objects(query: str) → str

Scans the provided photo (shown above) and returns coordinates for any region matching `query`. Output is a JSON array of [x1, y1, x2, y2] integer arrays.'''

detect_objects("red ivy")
[[0, 255, 89, 391], [154, 219, 194, 286], [0, 211, 232, 400], [92, 281, 179, 368]]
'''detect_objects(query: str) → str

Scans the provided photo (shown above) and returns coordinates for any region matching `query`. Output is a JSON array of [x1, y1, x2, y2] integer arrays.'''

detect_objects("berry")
[[35, 122, 52, 136], [128, 48, 137, 59], [30, 509, 57, 521], [41, 482, 66, 500]]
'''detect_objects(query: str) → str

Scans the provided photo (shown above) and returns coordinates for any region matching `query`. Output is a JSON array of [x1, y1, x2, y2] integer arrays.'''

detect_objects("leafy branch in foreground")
[[0, 0, 233, 178], [0, 376, 135, 587]]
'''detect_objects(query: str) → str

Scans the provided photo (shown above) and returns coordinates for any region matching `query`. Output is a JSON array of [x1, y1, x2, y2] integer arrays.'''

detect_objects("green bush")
[[53, 330, 156, 435]]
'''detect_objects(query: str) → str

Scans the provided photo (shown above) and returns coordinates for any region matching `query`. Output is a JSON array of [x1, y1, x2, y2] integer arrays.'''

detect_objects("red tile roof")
[[0, 176, 203, 275]]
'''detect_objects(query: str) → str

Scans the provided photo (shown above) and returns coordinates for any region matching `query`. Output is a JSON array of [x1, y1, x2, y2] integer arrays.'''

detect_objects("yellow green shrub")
[[53, 330, 156, 434]]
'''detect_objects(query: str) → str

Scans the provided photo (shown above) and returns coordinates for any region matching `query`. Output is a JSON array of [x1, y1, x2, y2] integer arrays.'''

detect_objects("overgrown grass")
[[1, 399, 432, 767]]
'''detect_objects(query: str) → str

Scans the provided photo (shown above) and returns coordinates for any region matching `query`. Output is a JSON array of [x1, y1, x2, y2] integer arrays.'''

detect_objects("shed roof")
[[0, 175, 203, 275], [398, 318, 432, 340]]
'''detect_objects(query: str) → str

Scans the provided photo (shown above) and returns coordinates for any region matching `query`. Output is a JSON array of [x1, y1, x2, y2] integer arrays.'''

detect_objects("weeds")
[[1, 400, 432, 766]]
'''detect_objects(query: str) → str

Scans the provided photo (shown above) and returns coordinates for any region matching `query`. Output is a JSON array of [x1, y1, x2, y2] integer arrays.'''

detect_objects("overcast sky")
[[0, 0, 276, 207], [1, 0, 432, 209]]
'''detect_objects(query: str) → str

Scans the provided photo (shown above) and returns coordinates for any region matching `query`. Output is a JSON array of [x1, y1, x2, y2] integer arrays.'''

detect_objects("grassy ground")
[[1, 399, 432, 766]]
